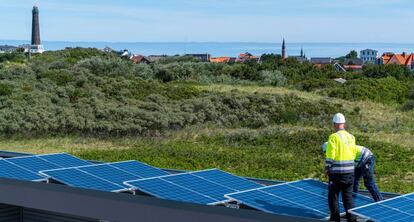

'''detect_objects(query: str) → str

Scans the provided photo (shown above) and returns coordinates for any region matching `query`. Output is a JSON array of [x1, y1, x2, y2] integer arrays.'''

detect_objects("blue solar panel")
[[40, 168, 125, 192], [78, 164, 139, 187], [129, 178, 216, 205], [350, 193, 414, 222], [192, 169, 262, 191], [225, 179, 374, 219], [0, 153, 88, 182], [0, 160, 44, 181], [5, 156, 61, 173], [164, 173, 235, 202], [124, 169, 263, 205], [109, 161, 168, 178], [37, 153, 91, 168], [226, 188, 327, 219]]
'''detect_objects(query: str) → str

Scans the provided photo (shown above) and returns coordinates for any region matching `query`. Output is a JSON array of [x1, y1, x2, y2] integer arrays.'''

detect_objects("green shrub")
[[402, 100, 414, 111], [362, 64, 412, 79], [0, 52, 26, 63], [297, 78, 337, 92], [259, 70, 287, 87], [324, 77, 410, 104], [75, 57, 134, 77], [0, 82, 14, 96]]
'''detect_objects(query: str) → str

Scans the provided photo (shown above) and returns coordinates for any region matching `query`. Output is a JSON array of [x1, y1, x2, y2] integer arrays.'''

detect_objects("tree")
[[345, 50, 358, 59]]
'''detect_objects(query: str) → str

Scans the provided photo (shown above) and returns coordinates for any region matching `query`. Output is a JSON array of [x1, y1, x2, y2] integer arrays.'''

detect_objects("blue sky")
[[1, 0, 413, 43]]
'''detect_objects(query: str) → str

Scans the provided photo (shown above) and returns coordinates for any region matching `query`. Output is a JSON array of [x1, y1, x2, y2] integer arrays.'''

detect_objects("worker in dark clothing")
[[325, 113, 357, 222], [353, 145, 384, 202]]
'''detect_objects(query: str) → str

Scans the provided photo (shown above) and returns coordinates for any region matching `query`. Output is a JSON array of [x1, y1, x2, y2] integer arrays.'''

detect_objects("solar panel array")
[[225, 179, 374, 219], [0, 152, 402, 221], [124, 169, 263, 205], [350, 193, 414, 222], [40, 161, 169, 192]]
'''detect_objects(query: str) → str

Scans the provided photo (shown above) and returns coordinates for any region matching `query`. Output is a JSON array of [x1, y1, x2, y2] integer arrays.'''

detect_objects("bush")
[[0, 82, 14, 96], [298, 78, 336, 92], [75, 57, 134, 77], [362, 64, 412, 80], [402, 100, 414, 111], [259, 70, 287, 87], [403, 86, 414, 110], [134, 64, 155, 79], [324, 77, 410, 104], [0, 52, 26, 63]]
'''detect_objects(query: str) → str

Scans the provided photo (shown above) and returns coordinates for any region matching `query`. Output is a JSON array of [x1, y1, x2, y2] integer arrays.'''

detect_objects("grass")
[[0, 84, 412, 194]]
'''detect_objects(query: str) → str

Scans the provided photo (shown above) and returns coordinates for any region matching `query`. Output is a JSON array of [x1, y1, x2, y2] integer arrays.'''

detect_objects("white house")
[[360, 49, 378, 64]]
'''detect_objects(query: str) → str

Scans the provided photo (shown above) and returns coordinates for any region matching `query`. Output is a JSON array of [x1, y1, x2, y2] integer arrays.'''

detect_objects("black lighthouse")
[[30, 6, 44, 53]]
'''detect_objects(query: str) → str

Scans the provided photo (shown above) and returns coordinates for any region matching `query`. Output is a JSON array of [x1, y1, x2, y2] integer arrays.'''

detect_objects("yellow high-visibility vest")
[[325, 130, 357, 174]]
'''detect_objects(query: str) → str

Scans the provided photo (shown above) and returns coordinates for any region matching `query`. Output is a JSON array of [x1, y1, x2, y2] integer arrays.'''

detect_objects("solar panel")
[[225, 179, 374, 219], [0, 160, 44, 181], [109, 161, 168, 178], [129, 178, 217, 205], [349, 193, 414, 222], [192, 169, 262, 191], [40, 160, 169, 192], [124, 169, 263, 205], [78, 164, 143, 186], [5, 156, 61, 173], [40, 168, 125, 192], [37, 153, 91, 167]]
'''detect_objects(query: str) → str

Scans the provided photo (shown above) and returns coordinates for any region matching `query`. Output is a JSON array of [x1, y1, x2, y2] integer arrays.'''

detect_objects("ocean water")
[[1, 40, 414, 58]]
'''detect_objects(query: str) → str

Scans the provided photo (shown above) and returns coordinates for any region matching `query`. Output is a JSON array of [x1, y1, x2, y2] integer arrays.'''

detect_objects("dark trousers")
[[353, 156, 384, 202], [328, 173, 356, 222]]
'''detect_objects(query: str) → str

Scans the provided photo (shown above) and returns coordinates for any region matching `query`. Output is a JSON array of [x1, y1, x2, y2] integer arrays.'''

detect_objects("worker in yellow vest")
[[325, 113, 357, 222]]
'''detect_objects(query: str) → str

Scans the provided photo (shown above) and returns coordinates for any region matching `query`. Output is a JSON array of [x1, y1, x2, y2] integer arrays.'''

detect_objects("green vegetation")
[[0, 48, 412, 193]]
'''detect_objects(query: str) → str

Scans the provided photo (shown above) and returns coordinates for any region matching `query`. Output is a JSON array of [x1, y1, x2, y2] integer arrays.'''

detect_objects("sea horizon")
[[1, 40, 414, 58]]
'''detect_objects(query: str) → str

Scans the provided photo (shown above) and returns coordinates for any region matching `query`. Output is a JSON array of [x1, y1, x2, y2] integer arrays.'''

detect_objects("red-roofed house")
[[210, 57, 232, 63], [130, 55, 150, 64], [380, 52, 414, 70], [236, 52, 260, 63]]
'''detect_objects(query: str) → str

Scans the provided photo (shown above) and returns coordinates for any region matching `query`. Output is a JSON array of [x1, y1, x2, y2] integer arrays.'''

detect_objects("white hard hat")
[[333, 113, 346, 124], [322, 142, 328, 152]]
